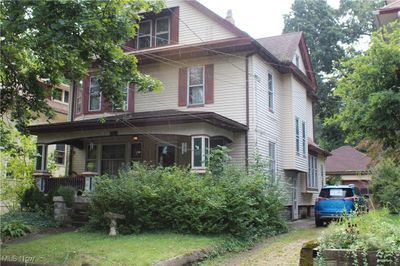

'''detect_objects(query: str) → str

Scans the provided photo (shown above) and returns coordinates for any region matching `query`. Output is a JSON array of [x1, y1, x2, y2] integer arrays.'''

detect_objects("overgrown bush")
[[1, 210, 59, 229], [371, 159, 400, 213], [88, 151, 287, 239], [55, 186, 76, 208], [1, 220, 31, 240], [318, 209, 400, 265], [20, 186, 47, 211]]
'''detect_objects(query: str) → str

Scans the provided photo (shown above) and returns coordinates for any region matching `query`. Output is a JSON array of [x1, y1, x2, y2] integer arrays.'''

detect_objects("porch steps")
[[70, 202, 90, 227]]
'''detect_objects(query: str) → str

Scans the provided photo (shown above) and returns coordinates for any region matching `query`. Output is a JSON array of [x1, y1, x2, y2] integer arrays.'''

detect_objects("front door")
[[292, 177, 299, 220], [157, 145, 176, 167]]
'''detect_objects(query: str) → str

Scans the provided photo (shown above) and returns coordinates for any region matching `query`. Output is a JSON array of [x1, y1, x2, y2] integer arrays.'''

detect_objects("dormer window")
[[138, 20, 152, 49], [155, 17, 170, 46]]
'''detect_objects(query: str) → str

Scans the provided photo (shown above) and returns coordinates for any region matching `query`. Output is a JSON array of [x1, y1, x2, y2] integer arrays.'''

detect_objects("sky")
[[197, 0, 341, 39]]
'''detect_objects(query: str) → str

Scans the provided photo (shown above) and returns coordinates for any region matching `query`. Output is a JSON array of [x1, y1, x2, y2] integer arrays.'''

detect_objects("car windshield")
[[319, 188, 354, 198]]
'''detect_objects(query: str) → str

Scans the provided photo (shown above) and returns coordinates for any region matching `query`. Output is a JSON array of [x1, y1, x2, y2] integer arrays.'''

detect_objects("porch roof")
[[28, 110, 248, 134]]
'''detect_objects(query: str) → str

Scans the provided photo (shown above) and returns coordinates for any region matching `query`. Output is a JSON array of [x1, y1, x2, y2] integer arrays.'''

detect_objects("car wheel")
[[315, 216, 324, 227]]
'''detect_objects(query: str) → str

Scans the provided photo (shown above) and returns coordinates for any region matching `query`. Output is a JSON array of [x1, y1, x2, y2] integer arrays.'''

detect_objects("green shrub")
[[1, 210, 59, 229], [318, 209, 400, 265], [1, 220, 31, 240], [55, 186, 76, 208], [20, 186, 47, 211], [371, 159, 400, 213], [88, 159, 287, 240]]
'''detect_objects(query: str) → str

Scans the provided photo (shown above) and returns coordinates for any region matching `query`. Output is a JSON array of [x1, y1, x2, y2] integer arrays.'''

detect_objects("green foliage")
[[1, 210, 59, 229], [88, 162, 287, 240], [331, 22, 400, 154], [371, 159, 400, 214], [0, 0, 164, 132], [1, 220, 32, 240], [0, 121, 36, 209], [207, 146, 232, 176], [55, 186, 76, 208], [318, 209, 400, 265], [326, 175, 341, 185], [20, 186, 47, 211], [283, 0, 382, 151]]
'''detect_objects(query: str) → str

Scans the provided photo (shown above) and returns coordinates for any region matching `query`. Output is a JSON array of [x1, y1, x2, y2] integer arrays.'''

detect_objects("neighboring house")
[[325, 146, 372, 195], [28, 0, 329, 220], [30, 83, 70, 177], [373, 0, 400, 27]]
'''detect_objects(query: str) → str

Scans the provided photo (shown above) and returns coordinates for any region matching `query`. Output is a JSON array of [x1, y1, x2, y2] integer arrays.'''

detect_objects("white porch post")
[[82, 172, 98, 192]]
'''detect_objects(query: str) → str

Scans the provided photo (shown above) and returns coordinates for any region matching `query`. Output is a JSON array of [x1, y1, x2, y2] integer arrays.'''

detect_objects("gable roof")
[[325, 146, 371, 174], [257, 32, 303, 62], [379, 0, 400, 14]]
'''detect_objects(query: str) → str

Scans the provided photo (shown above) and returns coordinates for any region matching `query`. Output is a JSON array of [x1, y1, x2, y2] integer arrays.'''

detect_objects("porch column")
[[82, 171, 99, 192]]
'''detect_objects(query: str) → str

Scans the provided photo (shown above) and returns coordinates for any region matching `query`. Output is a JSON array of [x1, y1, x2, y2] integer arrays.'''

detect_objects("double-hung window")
[[302, 121, 306, 155], [155, 17, 170, 46], [308, 155, 318, 189], [188, 66, 204, 105], [35, 145, 45, 171], [268, 73, 274, 111], [295, 117, 300, 155], [54, 144, 65, 165], [89, 77, 101, 111], [192, 136, 209, 169], [52, 88, 63, 102], [86, 144, 98, 172], [76, 81, 83, 114], [138, 20, 152, 49], [268, 142, 276, 179], [113, 85, 128, 111]]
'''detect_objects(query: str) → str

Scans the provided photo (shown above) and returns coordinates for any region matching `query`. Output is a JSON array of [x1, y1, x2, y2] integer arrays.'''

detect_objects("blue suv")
[[314, 184, 366, 227]]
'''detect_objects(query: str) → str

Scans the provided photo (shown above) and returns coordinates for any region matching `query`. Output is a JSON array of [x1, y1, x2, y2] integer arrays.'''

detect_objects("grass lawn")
[[1, 231, 225, 266]]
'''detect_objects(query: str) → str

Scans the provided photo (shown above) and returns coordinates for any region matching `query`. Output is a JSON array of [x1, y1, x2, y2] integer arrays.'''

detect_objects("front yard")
[[1, 231, 225, 266]]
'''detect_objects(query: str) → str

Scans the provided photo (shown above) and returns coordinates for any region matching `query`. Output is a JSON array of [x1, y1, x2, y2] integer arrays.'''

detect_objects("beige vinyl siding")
[[298, 155, 325, 206], [166, 0, 237, 45], [280, 75, 295, 169], [306, 99, 314, 140], [71, 147, 85, 175], [292, 77, 308, 172], [248, 55, 283, 176], [136, 55, 247, 125]]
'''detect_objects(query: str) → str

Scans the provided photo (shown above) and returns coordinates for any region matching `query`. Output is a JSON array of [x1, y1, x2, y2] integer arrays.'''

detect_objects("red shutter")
[[82, 76, 90, 114], [170, 7, 179, 44], [128, 84, 135, 112], [205, 64, 214, 104], [178, 67, 187, 106]]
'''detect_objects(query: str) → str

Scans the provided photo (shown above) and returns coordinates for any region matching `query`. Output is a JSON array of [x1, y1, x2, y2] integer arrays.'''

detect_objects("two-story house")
[[28, 0, 329, 220]]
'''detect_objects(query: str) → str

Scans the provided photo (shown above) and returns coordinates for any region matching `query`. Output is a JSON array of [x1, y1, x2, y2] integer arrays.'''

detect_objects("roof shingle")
[[325, 146, 371, 174], [256, 32, 303, 62]]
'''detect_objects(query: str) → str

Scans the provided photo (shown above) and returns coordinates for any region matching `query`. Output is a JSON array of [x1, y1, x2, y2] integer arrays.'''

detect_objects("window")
[[308, 155, 318, 188], [268, 142, 276, 179], [113, 85, 128, 111], [155, 17, 170, 46], [89, 76, 101, 111], [131, 143, 142, 161], [268, 73, 274, 111], [76, 82, 82, 114], [86, 144, 97, 172], [52, 88, 62, 101], [302, 121, 306, 155], [295, 117, 300, 154], [188, 66, 204, 105], [192, 136, 209, 169], [63, 90, 69, 103], [35, 145, 45, 171], [101, 144, 126, 175], [158, 145, 176, 167], [137, 20, 152, 49], [54, 144, 65, 165], [295, 55, 300, 68]]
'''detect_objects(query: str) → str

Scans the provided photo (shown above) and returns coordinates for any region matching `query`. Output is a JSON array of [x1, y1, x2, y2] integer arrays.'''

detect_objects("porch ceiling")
[[28, 110, 248, 135]]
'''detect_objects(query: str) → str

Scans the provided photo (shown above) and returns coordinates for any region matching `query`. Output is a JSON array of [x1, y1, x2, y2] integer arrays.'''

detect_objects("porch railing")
[[41, 176, 85, 193]]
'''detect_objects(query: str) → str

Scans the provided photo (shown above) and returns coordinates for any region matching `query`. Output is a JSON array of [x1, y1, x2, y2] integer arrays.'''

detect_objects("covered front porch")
[[29, 110, 247, 191]]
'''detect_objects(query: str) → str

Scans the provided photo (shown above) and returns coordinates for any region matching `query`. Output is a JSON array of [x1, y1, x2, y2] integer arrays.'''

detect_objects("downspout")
[[67, 80, 77, 176], [245, 52, 255, 170]]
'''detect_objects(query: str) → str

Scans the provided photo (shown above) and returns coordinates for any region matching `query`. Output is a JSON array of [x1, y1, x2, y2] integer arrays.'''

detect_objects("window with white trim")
[[86, 144, 98, 172], [295, 117, 300, 155], [192, 136, 209, 169], [89, 76, 101, 111], [268, 72, 274, 111], [76, 81, 82, 114], [268, 142, 276, 179], [137, 20, 152, 49], [54, 144, 65, 165], [113, 85, 128, 111], [308, 155, 318, 188], [35, 145, 45, 171], [63, 90, 69, 103], [188, 66, 204, 105], [302, 121, 306, 155], [155, 17, 170, 46]]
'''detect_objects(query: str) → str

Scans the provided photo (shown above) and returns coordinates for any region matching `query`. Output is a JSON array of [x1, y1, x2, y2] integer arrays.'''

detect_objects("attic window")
[[295, 55, 300, 68]]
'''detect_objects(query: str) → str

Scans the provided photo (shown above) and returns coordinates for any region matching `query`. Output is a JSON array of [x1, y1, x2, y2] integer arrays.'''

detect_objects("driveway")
[[201, 218, 324, 266]]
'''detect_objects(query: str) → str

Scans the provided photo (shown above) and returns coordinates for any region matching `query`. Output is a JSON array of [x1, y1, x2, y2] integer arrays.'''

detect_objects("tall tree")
[[331, 23, 400, 158], [0, 0, 164, 133], [283, 0, 383, 151]]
